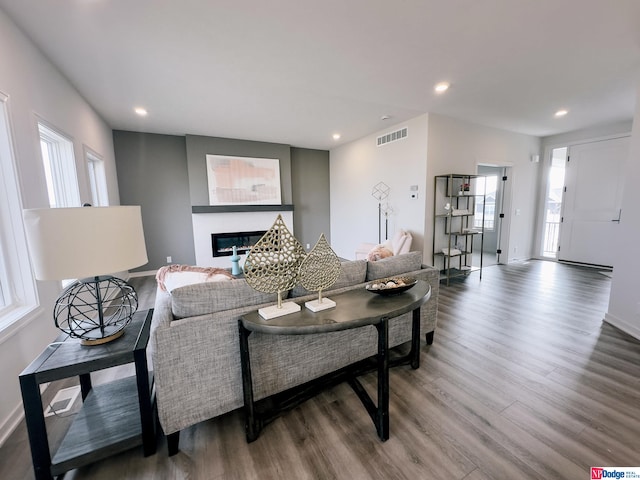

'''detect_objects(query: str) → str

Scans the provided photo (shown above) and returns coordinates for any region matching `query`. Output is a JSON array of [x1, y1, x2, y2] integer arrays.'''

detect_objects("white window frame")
[[38, 121, 80, 208], [0, 92, 39, 338], [85, 147, 109, 206]]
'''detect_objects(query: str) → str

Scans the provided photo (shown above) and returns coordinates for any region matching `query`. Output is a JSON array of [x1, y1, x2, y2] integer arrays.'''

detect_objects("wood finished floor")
[[2, 260, 640, 479]]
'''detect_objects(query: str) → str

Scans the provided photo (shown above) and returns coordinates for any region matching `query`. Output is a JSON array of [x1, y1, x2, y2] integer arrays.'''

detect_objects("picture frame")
[[206, 154, 281, 205]]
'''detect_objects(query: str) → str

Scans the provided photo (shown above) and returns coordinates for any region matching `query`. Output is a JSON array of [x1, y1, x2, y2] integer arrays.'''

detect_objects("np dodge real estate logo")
[[592, 467, 640, 479]]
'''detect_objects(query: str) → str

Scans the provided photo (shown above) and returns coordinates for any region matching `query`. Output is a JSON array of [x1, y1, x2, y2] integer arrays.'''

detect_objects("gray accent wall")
[[291, 147, 330, 250], [185, 135, 293, 205], [114, 131, 196, 270], [114, 131, 330, 271]]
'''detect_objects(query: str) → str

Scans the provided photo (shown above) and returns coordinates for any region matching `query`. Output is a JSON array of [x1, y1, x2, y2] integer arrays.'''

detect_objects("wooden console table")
[[238, 280, 431, 442], [19, 309, 156, 480]]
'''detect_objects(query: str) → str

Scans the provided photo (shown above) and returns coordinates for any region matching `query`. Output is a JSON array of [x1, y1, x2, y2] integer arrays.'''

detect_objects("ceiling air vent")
[[377, 127, 408, 147]]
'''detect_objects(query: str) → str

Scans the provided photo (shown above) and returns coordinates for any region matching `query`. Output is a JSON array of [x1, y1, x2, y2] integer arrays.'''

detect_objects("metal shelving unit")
[[433, 174, 486, 285]]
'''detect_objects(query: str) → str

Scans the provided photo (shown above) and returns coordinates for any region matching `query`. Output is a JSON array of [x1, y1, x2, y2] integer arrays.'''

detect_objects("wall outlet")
[[166, 256, 172, 263], [306, 244, 310, 250]]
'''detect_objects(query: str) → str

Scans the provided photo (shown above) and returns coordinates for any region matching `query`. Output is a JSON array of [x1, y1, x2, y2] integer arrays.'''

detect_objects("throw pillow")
[[156, 264, 234, 292], [367, 245, 394, 262]]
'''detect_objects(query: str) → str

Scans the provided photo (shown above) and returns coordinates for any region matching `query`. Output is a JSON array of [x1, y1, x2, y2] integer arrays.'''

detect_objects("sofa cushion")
[[365, 251, 423, 281], [171, 279, 277, 319], [290, 259, 367, 297]]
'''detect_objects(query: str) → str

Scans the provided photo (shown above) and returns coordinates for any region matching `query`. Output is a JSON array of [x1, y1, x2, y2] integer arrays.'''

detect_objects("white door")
[[558, 136, 629, 267]]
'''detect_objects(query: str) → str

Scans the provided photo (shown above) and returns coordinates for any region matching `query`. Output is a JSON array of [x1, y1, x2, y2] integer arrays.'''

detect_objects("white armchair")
[[355, 229, 413, 260]]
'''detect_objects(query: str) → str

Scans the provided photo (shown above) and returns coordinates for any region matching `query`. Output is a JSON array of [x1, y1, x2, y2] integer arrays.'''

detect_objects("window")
[[85, 148, 109, 206], [542, 147, 567, 257], [474, 175, 498, 230], [0, 93, 38, 332], [0, 251, 7, 309], [38, 122, 80, 208]]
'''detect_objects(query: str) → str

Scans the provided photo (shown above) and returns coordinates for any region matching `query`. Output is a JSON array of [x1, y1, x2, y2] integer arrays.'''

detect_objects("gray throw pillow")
[[171, 279, 277, 319]]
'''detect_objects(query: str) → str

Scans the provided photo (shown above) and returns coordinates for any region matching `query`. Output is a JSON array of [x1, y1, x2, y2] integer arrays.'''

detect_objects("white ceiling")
[[1, 0, 639, 150]]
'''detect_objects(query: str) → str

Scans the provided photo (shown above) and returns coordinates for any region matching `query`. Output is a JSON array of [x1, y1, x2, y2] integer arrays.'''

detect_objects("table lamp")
[[22, 205, 148, 345]]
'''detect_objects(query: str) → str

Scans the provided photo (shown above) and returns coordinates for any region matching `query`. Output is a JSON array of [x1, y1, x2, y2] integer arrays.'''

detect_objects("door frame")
[[477, 163, 513, 264], [535, 132, 631, 262]]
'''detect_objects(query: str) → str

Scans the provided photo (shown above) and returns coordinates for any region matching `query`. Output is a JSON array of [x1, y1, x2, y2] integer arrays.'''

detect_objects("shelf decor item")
[[230, 246, 242, 275], [22, 206, 148, 345], [298, 233, 341, 312], [365, 276, 417, 296], [243, 214, 306, 319]]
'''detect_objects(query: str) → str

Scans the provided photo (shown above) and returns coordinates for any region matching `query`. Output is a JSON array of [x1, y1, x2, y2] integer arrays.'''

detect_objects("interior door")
[[558, 136, 629, 267]]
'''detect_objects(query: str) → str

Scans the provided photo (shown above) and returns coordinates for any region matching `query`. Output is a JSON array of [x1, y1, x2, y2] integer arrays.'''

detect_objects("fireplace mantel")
[[192, 205, 294, 214]]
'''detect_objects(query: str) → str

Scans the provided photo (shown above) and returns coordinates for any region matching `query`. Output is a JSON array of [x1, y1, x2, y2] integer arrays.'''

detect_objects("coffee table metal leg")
[[238, 321, 259, 442], [375, 318, 390, 441]]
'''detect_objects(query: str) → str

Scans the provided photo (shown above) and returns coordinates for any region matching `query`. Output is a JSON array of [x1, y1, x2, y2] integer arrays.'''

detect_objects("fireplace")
[[211, 230, 267, 257]]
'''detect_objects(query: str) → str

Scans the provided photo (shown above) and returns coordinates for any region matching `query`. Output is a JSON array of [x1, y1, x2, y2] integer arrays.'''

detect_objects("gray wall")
[[114, 131, 196, 270], [185, 134, 293, 205], [291, 147, 331, 250], [114, 131, 330, 271]]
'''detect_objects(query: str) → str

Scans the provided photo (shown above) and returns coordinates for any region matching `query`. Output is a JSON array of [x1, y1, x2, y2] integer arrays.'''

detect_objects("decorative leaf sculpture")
[[244, 214, 306, 307], [298, 233, 341, 303]]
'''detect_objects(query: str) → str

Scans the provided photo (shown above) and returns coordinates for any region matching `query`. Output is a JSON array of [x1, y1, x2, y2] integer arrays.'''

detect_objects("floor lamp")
[[23, 206, 148, 345], [371, 182, 390, 244]]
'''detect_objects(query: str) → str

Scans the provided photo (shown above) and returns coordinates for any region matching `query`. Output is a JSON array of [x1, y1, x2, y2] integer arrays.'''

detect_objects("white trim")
[[84, 145, 109, 206], [604, 312, 640, 341], [0, 401, 24, 448], [0, 305, 43, 345], [37, 121, 80, 208], [0, 91, 40, 334], [129, 269, 158, 278], [543, 132, 631, 151]]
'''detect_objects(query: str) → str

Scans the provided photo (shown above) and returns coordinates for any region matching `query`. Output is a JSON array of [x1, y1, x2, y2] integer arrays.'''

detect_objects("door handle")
[[611, 209, 622, 223]]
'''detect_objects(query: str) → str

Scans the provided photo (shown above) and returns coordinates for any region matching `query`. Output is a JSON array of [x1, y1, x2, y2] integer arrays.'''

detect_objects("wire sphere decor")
[[54, 275, 138, 345]]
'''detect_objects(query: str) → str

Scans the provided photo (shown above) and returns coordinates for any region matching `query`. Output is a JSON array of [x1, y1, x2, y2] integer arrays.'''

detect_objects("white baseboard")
[[604, 312, 640, 341], [0, 402, 24, 448], [129, 270, 158, 278]]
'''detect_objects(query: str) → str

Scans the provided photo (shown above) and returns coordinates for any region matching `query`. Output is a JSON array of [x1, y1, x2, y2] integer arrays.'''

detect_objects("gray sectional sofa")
[[150, 251, 439, 453]]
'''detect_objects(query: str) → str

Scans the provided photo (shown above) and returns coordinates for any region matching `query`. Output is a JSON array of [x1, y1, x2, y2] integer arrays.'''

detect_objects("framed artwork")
[[206, 154, 281, 205]]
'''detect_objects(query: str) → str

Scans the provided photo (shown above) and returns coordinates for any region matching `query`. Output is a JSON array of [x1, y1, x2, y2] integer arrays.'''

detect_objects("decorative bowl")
[[365, 276, 417, 296]]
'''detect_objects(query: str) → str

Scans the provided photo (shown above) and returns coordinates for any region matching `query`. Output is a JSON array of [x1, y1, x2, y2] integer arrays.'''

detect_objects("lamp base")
[[55, 275, 138, 346], [80, 329, 125, 346]]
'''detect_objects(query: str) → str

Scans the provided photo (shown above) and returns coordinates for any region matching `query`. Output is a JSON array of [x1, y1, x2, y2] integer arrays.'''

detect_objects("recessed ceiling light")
[[434, 82, 450, 94], [134, 107, 148, 116], [332, 133, 341, 140], [554, 109, 568, 117]]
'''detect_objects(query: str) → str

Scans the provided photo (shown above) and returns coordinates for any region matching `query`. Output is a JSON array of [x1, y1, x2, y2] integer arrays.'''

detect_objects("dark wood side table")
[[239, 281, 431, 443], [19, 309, 156, 480]]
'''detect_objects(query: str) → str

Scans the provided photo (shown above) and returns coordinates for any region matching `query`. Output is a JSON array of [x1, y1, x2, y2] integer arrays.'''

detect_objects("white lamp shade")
[[23, 206, 148, 281]]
